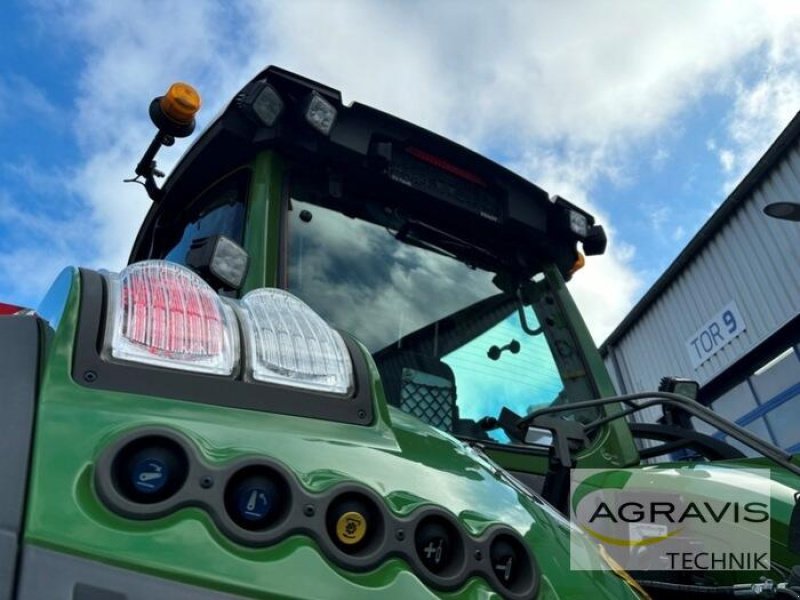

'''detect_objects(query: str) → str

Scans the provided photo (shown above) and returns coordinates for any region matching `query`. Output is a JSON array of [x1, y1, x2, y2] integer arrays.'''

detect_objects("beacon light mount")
[[129, 82, 202, 201]]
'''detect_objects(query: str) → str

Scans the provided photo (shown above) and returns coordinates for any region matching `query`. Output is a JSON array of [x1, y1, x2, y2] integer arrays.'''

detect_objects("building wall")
[[693, 346, 800, 456], [602, 135, 800, 449]]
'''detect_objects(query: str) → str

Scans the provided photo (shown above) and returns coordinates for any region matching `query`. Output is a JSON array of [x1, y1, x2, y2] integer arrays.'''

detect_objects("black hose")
[[641, 580, 800, 599], [637, 580, 733, 594]]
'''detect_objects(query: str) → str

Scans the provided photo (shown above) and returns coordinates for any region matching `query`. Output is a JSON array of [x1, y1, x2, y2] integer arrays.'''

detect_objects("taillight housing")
[[101, 261, 353, 395], [104, 261, 239, 375]]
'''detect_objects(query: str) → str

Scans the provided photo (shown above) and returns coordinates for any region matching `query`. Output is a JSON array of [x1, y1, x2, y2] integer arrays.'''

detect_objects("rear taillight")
[[405, 147, 486, 187], [0, 302, 24, 315], [101, 261, 353, 393], [104, 261, 238, 375], [240, 288, 353, 395]]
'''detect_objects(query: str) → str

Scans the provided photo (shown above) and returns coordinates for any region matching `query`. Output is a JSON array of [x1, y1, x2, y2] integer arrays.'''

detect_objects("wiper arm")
[[395, 223, 457, 260], [394, 219, 501, 269]]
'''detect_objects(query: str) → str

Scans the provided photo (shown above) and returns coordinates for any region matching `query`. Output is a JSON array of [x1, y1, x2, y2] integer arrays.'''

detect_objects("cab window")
[[286, 185, 599, 446], [156, 169, 249, 266]]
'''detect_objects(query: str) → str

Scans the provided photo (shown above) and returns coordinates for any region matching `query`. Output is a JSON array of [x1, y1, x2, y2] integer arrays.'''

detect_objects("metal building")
[[600, 112, 800, 455]]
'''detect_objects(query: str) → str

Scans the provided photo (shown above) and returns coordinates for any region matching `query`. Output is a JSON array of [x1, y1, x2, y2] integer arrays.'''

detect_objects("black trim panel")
[[131, 66, 593, 280], [71, 269, 375, 426], [0, 314, 40, 600], [16, 545, 246, 600]]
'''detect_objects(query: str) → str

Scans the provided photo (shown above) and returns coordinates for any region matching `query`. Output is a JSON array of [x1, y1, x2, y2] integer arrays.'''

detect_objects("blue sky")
[[2, 1, 800, 343]]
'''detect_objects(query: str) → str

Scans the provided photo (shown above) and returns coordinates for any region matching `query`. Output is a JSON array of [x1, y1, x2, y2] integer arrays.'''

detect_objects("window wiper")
[[394, 223, 458, 260], [394, 219, 501, 270]]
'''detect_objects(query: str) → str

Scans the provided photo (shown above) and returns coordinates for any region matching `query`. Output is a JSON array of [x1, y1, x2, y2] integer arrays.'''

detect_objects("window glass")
[[443, 308, 563, 442], [159, 170, 249, 266], [751, 348, 799, 402], [710, 381, 758, 423], [287, 200, 495, 352], [759, 396, 800, 449], [287, 193, 595, 445], [717, 417, 772, 458], [750, 348, 800, 449]]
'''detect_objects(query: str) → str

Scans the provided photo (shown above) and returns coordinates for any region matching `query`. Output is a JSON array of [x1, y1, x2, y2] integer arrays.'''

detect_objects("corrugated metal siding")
[[605, 143, 800, 397]]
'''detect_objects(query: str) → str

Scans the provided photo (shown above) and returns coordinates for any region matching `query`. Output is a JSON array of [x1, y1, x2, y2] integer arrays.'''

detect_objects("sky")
[[1, 0, 800, 344]]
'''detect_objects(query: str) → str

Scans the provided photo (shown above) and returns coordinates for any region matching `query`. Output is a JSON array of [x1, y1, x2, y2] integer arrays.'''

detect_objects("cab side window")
[[157, 169, 250, 266]]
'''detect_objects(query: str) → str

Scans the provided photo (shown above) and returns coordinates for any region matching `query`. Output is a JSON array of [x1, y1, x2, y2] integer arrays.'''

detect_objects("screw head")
[[396, 529, 405, 541], [474, 549, 483, 561], [200, 475, 214, 489], [303, 504, 315, 517], [83, 370, 97, 383], [357, 409, 367, 420]]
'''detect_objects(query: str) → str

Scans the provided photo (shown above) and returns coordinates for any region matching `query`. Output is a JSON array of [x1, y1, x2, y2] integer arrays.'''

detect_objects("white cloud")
[[236, 0, 800, 339], [704, 0, 800, 191], [651, 147, 670, 170], [10, 0, 800, 341], [503, 147, 640, 341], [0, 190, 92, 302], [0, 75, 60, 125], [720, 68, 800, 190], [719, 149, 736, 172], [244, 1, 796, 150], [648, 206, 670, 233]]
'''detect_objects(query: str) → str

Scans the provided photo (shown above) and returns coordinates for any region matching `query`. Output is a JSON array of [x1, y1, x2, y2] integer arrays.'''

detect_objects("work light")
[[304, 91, 338, 135], [251, 82, 285, 127]]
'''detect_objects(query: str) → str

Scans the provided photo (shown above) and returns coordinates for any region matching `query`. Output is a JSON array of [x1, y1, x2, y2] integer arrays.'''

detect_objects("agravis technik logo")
[[569, 468, 771, 571]]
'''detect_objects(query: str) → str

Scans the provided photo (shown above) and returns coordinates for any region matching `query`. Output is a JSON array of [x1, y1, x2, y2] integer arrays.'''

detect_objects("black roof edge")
[[600, 109, 800, 356], [133, 65, 602, 273]]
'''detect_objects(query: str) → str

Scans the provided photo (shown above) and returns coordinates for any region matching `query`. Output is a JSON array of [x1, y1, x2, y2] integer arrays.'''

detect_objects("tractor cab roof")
[[131, 66, 606, 280]]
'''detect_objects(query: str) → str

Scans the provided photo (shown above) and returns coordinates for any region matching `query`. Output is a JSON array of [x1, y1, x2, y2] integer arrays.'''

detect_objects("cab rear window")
[[157, 169, 249, 266]]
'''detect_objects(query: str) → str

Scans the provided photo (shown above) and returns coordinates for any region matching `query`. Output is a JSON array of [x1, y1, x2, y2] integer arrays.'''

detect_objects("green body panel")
[[241, 151, 284, 291], [24, 270, 638, 599], [545, 266, 639, 470], [483, 268, 639, 477], [669, 457, 800, 573]]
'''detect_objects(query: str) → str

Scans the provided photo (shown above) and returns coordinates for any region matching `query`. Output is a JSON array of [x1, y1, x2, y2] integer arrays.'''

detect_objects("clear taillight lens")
[[105, 261, 238, 375], [240, 288, 353, 395]]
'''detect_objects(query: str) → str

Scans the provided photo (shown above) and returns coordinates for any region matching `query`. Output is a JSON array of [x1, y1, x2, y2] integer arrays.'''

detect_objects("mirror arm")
[[133, 131, 173, 202], [496, 407, 526, 442], [518, 391, 800, 478], [143, 172, 163, 202], [526, 415, 589, 468]]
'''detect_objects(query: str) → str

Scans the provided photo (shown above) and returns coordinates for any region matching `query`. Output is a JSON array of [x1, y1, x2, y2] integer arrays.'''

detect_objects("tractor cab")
[[128, 67, 636, 489]]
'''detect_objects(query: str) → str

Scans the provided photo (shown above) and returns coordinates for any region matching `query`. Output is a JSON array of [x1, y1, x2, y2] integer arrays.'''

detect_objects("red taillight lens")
[[0, 302, 24, 316], [405, 147, 486, 187], [106, 261, 238, 375]]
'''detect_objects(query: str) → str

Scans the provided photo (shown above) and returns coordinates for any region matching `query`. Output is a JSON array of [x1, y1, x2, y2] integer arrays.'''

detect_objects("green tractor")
[[2, 66, 800, 599]]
